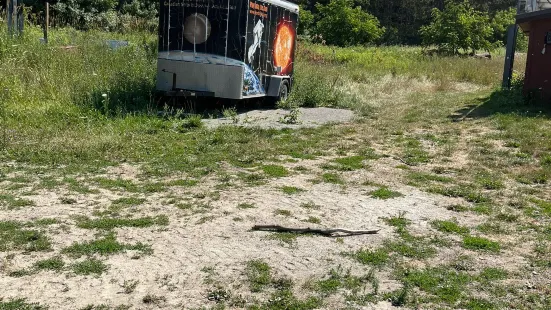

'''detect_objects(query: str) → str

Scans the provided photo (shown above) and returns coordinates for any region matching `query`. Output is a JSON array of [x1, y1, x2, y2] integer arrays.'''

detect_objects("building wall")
[[525, 18, 551, 99]]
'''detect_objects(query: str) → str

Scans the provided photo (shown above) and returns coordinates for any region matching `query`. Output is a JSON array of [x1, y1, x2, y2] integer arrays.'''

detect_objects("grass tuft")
[[62, 233, 152, 257], [246, 259, 271, 292], [370, 187, 403, 199], [280, 186, 305, 195], [462, 236, 500, 252], [431, 219, 469, 235], [72, 258, 108, 275], [33, 257, 65, 272], [262, 165, 290, 178]]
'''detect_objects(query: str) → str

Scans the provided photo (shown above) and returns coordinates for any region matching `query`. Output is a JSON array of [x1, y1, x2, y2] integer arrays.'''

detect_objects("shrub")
[[314, 0, 384, 47], [420, 1, 493, 54]]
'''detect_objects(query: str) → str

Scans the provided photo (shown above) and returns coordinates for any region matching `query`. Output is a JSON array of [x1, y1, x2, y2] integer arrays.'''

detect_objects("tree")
[[314, 0, 384, 47], [420, 1, 493, 54]]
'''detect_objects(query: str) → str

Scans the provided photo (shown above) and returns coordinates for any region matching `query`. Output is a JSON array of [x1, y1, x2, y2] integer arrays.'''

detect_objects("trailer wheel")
[[278, 80, 290, 102]]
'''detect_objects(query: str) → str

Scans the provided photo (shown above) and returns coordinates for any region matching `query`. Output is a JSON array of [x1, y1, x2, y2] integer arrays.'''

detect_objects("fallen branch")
[[251, 225, 379, 237]]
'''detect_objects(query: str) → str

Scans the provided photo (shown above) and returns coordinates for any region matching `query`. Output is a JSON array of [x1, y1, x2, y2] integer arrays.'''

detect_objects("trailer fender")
[[266, 75, 291, 97]]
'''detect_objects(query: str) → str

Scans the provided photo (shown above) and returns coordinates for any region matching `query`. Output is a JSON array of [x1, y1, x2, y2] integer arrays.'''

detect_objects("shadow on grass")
[[449, 88, 551, 121]]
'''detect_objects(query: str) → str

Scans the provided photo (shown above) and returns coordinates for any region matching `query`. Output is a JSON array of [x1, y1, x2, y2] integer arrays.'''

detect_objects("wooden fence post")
[[43, 2, 49, 43]]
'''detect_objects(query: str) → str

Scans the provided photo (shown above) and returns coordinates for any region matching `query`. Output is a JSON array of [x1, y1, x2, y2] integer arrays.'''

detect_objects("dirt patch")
[[203, 107, 355, 129]]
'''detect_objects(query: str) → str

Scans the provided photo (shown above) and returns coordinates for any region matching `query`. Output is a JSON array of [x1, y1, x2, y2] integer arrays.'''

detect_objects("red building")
[[517, 1, 551, 98]]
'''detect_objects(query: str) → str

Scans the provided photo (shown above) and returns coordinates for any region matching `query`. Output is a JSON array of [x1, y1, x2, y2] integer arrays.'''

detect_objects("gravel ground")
[[203, 107, 356, 129]]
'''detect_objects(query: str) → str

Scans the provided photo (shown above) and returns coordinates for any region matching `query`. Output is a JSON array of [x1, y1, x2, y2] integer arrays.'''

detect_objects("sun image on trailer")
[[273, 21, 295, 74]]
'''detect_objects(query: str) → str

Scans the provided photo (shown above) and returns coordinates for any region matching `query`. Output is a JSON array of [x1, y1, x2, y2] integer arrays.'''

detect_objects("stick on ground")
[[251, 225, 379, 237]]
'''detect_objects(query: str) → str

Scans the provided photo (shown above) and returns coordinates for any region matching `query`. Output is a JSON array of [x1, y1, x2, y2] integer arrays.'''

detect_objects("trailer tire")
[[278, 80, 290, 103]]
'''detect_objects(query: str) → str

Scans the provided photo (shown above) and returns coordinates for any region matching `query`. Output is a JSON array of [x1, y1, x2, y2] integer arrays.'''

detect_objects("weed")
[[72, 258, 108, 275], [304, 216, 321, 224], [476, 222, 508, 235], [33, 257, 65, 271], [370, 187, 403, 199], [0, 299, 47, 310], [384, 240, 437, 259], [94, 178, 139, 192], [122, 280, 139, 294], [262, 165, 290, 178], [279, 107, 301, 124], [407, 171, 453, 184], [477, 267, 508, 282], [76, 215, 168, 230], [222, 107, 239, 124], [476, 173, 505, 190], [383, 212, 411, 231], [207, 287, 231, 303], [0, 221, 51, 252], [268, 233, 298, 246], [237, 203, 256, 209], [274, 209, 292, 217], [332, 156, 365, 171], [431, 219, 469, 235], [62, 233, 152, 257], [446, 204, 469, 212], [179, 114, 203, 130], [350, 248, 390, 267], [111, 197, 146, 206], [462, 236, 500, 252], [60, 197, 77, 204], [402, 267, 471, 304], [142, 294, 166, 304], [246, 259, 271, 292], [0, 194, 35, 209], [429, 185, 490, 203], [33, 218, 59, 226], [321, 173, 344, 184], [168, 179, 198, 187], [300, 201, 320, 210], [281, 186, 304, 195]]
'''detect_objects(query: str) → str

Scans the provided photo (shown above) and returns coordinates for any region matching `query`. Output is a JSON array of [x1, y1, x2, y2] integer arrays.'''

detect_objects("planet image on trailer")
[[184, 13, 211, 45], [273, 22, 295, 74]]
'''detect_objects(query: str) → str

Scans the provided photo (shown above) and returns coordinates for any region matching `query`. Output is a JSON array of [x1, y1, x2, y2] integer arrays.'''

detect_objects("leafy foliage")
[[420, 1, 493, 54], [314, 0, 384, 47]]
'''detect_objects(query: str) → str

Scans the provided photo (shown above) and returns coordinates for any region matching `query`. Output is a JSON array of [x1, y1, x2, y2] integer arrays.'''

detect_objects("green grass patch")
[[62, 233, 152, 257], [402, 267, 471, 304], [462, 236, 500, 252], [72, 258, 108, 276], [111, 197, 146, 206], [370, 187, 403, 199], [76, 215, 168, 230], [0, 221, 51, 252], [321, 173, 344, 185], [350, 248, 390, 267], [431, 219, 469, 235], [477, 267, 508, 282], [246, 259, 271, 292], [384, 240, 437, 259], [0, 194, 35, 209], [475, 173, 505, 190], [280, 186, 305, 195], [0, 299, 48, 310], [268, 232, 298, 246], [332, 155, 366, 171], [33, 257, 65, 272], [262, 165, 290, 178], [429, 185, 490, 203], [93, 178, 140, 192]]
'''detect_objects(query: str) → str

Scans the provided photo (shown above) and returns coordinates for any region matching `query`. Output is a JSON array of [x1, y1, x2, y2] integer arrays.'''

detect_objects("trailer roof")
[[257, 0, 299, 13]]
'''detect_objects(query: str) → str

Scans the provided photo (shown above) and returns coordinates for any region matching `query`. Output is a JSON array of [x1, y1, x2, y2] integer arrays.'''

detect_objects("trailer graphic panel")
[[157, 0, 298, 99]]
